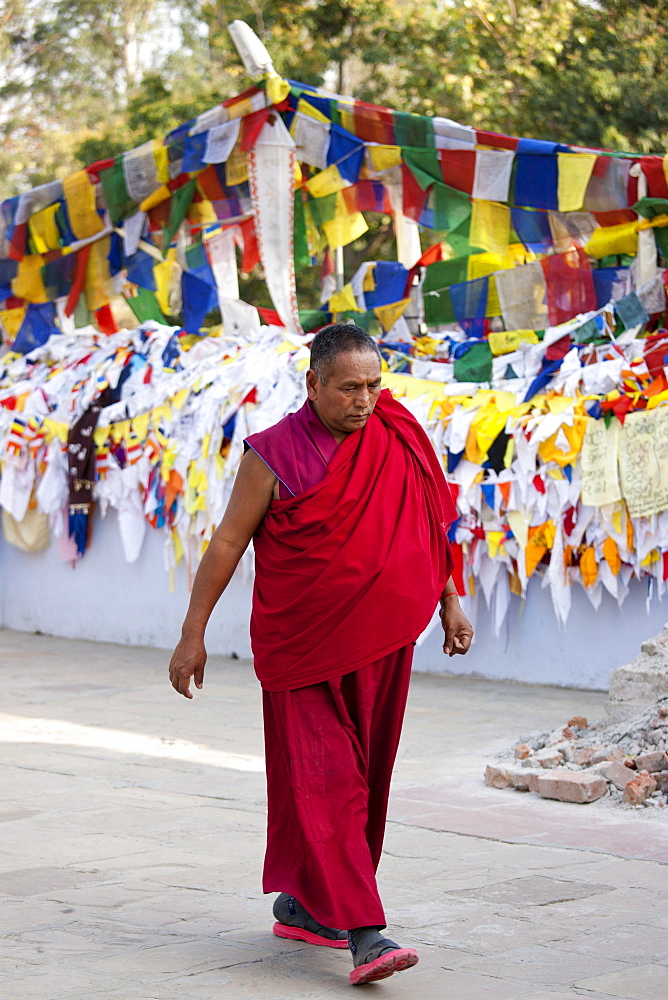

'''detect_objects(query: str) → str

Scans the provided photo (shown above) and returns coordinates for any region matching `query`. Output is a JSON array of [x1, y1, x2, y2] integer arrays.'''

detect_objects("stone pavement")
[[1, 629, 667, 1000]]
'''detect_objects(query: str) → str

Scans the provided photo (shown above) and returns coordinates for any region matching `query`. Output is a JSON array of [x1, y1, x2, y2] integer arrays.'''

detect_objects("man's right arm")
[[168, 449, 276, 698]]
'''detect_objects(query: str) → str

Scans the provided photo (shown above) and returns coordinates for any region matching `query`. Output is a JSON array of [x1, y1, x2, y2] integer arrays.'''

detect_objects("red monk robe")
[[244, 389, 457, 930]]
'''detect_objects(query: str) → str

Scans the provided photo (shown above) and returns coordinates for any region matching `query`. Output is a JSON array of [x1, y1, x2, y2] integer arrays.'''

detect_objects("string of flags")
[[1, 73, 668, 626], [0, 317, 666, 630]]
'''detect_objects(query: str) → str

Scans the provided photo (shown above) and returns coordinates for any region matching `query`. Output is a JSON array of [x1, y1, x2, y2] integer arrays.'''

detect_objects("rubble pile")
[[484, 698, 668, 807]]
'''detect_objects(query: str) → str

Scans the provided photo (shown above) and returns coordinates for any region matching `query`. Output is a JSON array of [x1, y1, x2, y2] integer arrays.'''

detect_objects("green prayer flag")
[[453, 341, 493, 383], [423, 257, 469, 290], [309, 191, 338, 227], [402, 149, 441, 190], [298, 309, 328, 332], [99, 159, 137, 225], [433, 182, 472, 233], [126, 287, 166, 325], [393, 111, 434, 149], [293, 191, 310, 272], [163, 179, 196, 250], [73, 295, 93, 329]]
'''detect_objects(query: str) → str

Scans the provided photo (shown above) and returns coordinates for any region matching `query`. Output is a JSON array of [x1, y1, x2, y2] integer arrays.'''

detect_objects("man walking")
[[169, 324, 473, 985]]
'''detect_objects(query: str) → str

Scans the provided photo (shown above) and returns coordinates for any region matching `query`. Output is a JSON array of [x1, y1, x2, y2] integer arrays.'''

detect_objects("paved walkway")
[[1, 628, 667, 1000]]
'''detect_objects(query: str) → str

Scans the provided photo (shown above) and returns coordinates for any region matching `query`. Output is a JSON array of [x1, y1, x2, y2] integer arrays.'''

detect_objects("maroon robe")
[[244, 391, 456, 929]]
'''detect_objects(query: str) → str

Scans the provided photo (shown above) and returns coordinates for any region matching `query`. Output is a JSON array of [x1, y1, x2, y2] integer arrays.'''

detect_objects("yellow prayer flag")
[[154, 256, 179, 316], [488, 329, 538, 356], [374, 297, 412, 333], [339, 109, 356, 135], [139, 184, 171, 213], [585, 222, 639, 258], [226, 96, 254, 120], [306, 164, 347, 198], [85, 236, 113, 311], [487, 531, 505, 559], [470, 200, 511, 255], [467, 250, 514, 317], [153, 140, 170, 184], [29, 204, 60, 253], [188, 200, 218, 225], [62, 170, 105, 240], [363, 264, 376, 291], [225, 144, 248, 186], [43, 418, 69, 444], [11, 255, 49, 304], [557, 153, 596, 212], [329, 283, 362, 313], [322, 210, 368, 250], [368, 145, 402, 172], [297, 98, 330, 124], [0, 306, 27, 340], [266, 74, 290, 105]]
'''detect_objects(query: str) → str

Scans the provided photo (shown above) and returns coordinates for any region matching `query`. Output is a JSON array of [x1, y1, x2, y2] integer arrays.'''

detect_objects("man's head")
[[306, 324, 382, 440]]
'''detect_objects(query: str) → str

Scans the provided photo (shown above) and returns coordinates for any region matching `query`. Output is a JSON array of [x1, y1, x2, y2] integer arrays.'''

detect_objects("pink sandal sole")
[[350, 947, 419, 985], [272, 921, 349, 949]]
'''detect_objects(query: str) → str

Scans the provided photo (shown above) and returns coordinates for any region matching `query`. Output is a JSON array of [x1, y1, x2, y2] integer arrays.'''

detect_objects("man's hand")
[[169, 634, 207, 699], [440, 599, 474, 657]]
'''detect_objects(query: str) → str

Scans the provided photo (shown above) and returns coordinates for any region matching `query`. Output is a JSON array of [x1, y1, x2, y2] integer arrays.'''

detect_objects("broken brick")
[[536, 771, 607, 804], [633, 751, 668, 773], [568, 716, 588, 729], [484, 764, 512, 789], [600, 761, 634, 790], [622, 770, 658, 805], [514, 743, 532, 760], [534, 748, 564, 769]]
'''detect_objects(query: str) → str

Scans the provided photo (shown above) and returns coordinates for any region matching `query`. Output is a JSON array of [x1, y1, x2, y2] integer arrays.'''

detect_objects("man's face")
[[306, 350, 382, 439]]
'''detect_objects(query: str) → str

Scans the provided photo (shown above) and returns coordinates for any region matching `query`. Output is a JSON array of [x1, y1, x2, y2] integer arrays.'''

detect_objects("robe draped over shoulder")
[[245, 399, 339, 500], [246, 389, 457, 692]]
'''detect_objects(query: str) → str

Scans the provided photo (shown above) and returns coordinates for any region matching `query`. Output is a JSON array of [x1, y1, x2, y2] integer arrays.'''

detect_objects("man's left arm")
[[439, 578, 474, 657]]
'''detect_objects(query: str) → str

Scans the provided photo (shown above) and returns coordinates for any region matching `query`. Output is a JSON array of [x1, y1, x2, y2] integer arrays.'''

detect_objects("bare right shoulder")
[[236, 448, 278, 502]]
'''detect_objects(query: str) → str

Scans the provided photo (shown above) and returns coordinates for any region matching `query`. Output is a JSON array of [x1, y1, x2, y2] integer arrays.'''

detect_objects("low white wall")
[[0, 508, 665, 690]]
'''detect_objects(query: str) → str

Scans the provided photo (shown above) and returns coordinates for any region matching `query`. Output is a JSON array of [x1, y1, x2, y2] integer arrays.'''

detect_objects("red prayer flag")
[[240, 106, 271, 151], [439, 150, 476, 195], [94, 304, 118, 335], [353, 101, 395, 145], [641, 156, 668, 199], [240, 216, 260, 275], [401, 163, 429, 222], [541, 248, 596, 327]]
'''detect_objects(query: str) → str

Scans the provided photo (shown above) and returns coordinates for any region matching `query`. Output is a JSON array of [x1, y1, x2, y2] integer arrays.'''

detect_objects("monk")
[[169, 323, 473, 986]]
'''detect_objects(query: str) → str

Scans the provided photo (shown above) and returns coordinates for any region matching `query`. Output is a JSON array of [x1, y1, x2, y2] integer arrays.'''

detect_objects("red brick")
[[634, 751, 668, 773], [622, 770, 658, 805], [534, 748, 564, 769], [536, 771, 607, 804], [509, 769, 540, 793], [514, 743, 532, 760], [547, 725, 576, 745], [654, 772, 668, 792], [600, 761, 634, 790], [484, 764, 512, 789], [573, 745, 604, 766], [568, 716, 588, 729]]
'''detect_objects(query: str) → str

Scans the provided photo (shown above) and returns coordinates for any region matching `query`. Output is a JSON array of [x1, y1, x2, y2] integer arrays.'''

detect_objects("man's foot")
[[272, 893, 348, 949], [348, 927, 419, 985]]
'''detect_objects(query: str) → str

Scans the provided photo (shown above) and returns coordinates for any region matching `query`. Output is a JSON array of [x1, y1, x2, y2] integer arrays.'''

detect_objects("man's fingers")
[[194, 662, 205, 690], [451, 632, 473, 655]]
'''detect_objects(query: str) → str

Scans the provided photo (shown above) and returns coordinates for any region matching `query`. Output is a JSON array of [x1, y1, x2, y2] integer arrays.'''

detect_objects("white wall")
[[0, 508, 665, 690]]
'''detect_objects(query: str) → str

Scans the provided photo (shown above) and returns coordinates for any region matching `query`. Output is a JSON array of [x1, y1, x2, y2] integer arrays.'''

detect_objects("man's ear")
[[305, 368, 319, 400]]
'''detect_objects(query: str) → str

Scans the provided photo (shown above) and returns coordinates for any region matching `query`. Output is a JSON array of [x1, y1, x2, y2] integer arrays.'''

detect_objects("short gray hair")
[[309, 324, 381, 384]]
